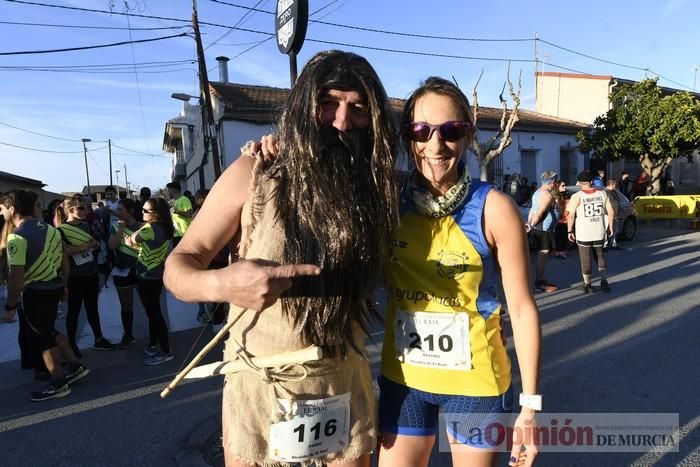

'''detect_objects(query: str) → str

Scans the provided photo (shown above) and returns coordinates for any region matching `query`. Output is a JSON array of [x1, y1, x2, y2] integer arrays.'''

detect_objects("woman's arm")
[[163, 154, 320, 311], [484, 189, 540, 467], [108, 223, 124, 250]]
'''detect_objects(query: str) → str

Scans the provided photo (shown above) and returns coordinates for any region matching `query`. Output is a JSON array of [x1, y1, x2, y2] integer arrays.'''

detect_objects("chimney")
[[216, 56, 230, 83]]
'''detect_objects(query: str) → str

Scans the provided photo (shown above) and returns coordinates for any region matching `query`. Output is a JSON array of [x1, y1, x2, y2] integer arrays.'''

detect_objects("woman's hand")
[[509, 409, 538, 466]]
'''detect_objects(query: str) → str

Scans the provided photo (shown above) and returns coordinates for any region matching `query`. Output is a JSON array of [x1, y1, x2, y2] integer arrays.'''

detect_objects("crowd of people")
[[0, 182, 205, 401], [516, 167, 637, 295]]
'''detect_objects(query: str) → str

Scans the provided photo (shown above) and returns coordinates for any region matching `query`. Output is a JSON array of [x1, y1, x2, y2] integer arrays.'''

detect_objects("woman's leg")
[[138, 279, 170, 353], [66, 275, 83, 355], [116, 286, 134, 339], [83, 274, 104, 340], [378, 433, 434, 467]]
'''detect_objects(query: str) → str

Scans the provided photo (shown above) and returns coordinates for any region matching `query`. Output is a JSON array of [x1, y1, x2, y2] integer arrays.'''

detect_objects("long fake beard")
[[274, 127, 391, 358]]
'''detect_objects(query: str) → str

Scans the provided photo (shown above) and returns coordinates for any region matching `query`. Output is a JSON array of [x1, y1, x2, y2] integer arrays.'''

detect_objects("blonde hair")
[[56, 196, 83, 225]]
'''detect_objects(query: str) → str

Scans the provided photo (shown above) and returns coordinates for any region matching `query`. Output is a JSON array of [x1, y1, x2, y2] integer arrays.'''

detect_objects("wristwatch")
[[519, 393, 542, 411]]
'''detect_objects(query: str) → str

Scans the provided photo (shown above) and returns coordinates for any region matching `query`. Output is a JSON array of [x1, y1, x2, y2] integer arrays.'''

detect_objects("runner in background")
[[108, 198, 143, 349], [57, 196, 115, 357], [166, 182, 192, 248], [566, 171, 615, 293], [2, 190, 89, 402], [127, 197, 173, 366]]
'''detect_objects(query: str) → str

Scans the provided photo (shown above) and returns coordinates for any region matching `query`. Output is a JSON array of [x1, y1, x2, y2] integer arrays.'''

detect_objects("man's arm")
[[4, 265, 24, 321], [527, 190, 553, 230], [605, 199, 615, 236], [163, 155, 320, 311], [566, 194, 579, 241]]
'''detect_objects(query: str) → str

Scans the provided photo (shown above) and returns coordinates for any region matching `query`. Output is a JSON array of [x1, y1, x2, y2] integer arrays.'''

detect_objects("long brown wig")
[[266, 50, 399, 357]]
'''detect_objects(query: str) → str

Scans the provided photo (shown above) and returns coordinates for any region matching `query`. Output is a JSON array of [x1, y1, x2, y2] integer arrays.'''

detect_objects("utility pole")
[[108, 139, 113, 185], [534, 32, 539, 103], [81, 138, 92, 196], [124, 164, 129, 199], [115, 169, 121, 196], [192, 0, 222, 180], [694, 65, 698, 92]]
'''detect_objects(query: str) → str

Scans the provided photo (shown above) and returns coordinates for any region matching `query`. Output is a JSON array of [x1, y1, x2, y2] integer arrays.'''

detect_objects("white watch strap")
[[519, 393, 542, 411]]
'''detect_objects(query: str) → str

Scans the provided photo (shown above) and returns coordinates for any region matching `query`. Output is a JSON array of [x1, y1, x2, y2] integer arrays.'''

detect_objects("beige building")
[[0, 170, 63, 208], [535, 72, 700, 193]]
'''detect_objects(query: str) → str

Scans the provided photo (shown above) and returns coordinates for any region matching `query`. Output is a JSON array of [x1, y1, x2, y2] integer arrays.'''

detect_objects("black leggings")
[[137, 278, 170, 353], [577, 245, 606, 275], [67, 274, 103, 349]]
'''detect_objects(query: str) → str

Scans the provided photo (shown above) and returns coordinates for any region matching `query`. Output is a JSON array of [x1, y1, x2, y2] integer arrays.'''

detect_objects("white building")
[[536, 71, 700, 193], [163, 61, 591, 191]]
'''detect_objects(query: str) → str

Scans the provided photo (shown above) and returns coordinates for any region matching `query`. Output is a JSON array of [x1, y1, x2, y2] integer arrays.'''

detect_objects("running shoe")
[[30, 380, 71, 402], [143, 345, 160, 357], [118, 335, 136, 350], [64, 362, 90, 385], [93, 338, 116, 351], [581, 283, 593, 294], [144, 351, 174, 366], [600, 279, 611, 293], [534, 280, 558, 292]]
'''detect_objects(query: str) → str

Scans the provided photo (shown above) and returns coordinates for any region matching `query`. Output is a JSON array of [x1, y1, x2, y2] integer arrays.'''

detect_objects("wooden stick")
[[160, 316, 239, 398], [184, 346, 323, 379]]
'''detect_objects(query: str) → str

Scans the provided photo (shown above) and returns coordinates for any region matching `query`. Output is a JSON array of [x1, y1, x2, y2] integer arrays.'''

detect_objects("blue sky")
[[1, 0, 698, 193]]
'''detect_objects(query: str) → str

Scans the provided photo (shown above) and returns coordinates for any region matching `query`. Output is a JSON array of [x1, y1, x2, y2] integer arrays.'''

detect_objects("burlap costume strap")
[[221, 146, 376, 466]]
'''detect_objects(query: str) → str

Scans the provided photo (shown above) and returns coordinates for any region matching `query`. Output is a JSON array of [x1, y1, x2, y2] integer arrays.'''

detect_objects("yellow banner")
[[634, 195, 700, 219]]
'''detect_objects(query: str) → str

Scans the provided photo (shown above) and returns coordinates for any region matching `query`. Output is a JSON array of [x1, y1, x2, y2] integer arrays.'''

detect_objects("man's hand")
[[216, 258, 320, 311], [509, 410, 538, 466]]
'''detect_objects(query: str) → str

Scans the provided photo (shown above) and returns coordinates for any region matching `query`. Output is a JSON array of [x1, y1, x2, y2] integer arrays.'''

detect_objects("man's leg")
[[594, 246, 610, 292], [577, 245, 593, 292]]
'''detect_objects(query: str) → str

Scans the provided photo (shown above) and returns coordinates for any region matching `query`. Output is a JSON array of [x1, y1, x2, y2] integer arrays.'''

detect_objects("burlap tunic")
[[221, 161, 376, 466]]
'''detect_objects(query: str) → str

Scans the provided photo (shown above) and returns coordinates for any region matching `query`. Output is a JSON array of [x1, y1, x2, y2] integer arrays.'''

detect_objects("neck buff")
[[409, 163, 472, 218]]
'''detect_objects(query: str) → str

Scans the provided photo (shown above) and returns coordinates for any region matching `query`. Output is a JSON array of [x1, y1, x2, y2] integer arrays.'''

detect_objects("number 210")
[[408, 332, 453, 352], [293, 419, 337, 443]]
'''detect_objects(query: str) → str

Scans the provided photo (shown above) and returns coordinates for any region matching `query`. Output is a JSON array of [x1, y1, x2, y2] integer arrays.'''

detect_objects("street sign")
[[275, 0, 308, 55]]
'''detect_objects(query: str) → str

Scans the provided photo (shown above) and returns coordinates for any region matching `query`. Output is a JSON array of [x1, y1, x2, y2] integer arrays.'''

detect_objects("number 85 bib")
[[394, 310, 471, 370]]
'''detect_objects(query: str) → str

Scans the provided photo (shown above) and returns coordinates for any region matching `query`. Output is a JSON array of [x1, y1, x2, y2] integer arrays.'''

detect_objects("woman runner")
[[108, 198, 143, 349], [56, 196, 115, 357], [378, 77, 541, 467], [126, 197, 174, 365]]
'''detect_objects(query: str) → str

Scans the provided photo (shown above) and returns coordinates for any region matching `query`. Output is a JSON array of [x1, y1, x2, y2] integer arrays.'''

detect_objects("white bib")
[[72, 250, 94, 266], [268, 392, 350, 463], [394, 310, 471, 370], [111, 267, 131, 277]]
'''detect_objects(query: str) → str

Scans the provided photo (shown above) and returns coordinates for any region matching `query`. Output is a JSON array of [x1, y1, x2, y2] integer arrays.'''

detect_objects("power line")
[[111, 143, 170, 158], [0, 120, 83, 142], [205, 0, 267, 51], [209, 0, 533, 42], [0, 59, 194, 69], [0, 19, 191, 31], [0, 67, 197, 75], [0, 32, 189, 56], [0, 140, 108, 154]]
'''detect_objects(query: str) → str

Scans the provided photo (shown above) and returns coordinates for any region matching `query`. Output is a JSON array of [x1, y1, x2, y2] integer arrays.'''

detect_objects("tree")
[[470, 67, 521, 181], [578, 78, 700, 195]]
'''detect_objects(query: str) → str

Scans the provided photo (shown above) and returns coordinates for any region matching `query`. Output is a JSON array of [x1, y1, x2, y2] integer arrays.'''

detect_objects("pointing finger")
[[270, 264, 321, 279]]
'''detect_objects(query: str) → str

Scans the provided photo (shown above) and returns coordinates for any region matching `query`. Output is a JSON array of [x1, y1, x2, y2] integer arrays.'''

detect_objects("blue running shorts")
[[378, 376, 513, 448]]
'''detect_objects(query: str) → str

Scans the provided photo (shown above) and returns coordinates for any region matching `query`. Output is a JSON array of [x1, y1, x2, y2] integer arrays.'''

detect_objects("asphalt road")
[[0, 222, 698, 467]]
